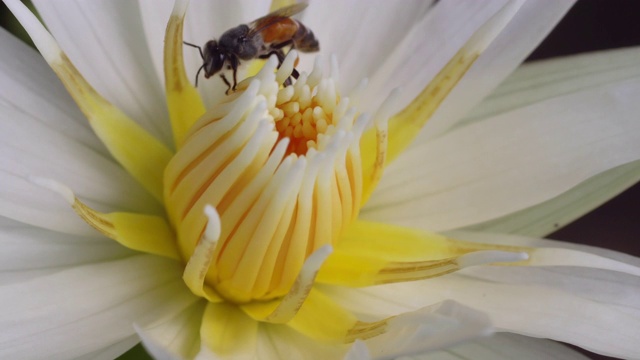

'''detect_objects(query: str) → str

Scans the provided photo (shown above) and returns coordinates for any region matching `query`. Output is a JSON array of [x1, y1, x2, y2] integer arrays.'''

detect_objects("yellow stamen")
[[164, 54, 366, 303], [183, 205, 224, 302]]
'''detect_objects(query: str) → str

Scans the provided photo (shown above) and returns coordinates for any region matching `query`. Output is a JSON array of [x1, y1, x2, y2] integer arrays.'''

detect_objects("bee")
[[184, 3, 319, 93]]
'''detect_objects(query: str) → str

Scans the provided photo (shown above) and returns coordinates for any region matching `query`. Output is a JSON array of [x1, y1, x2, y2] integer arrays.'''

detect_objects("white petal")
[[459, 47, 640, 236], [72, 336, 140, 360], [461, 46, 640, 126], [339, 228, 640, 360], [363, 78, 640, 231], [253, 299, 492, 360], [0, 223, 132, 285], [344, 340, 370, 360], [301, 0, 433, 92], [31, 0, 173, 145], [255, 324, 347, 360], [422, 333, 589, 360], [355, 0, 505, 112], [412, 0, 576, 141], [136, 301, 206, 360], [0, 28, 100, 153], [0, 29, 162, 233], [363, 300, 493, 360], [463, 159, 640, 237], [447, 272, 640, 359], [337, 269, 640, 359], [0, 255, 198, 360]]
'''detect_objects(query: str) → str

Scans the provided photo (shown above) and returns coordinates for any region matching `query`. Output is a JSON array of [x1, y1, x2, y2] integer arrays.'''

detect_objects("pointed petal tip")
[[3, 0, 62, 63], [171, 0, 190, 17], [203, 204, 221, 241]]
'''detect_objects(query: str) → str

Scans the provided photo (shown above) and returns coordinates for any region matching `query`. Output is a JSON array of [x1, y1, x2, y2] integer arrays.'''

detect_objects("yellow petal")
[[287, 289, 388, 343], [317, 221, 529, 287], [107, 212, 180, 260], [164, 0, 206, 148], [200, 302, 258, 357]]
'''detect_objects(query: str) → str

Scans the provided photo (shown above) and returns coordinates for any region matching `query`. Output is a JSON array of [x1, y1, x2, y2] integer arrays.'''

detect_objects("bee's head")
[[202, 40, 226, 78]]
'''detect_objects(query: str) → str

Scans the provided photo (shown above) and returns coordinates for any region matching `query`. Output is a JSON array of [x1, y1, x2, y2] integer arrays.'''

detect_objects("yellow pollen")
[[271, 73, 340, 156]]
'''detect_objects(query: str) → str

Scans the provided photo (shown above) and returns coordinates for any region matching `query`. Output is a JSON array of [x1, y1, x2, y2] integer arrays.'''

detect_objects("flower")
[[1, 0, 640, 359]]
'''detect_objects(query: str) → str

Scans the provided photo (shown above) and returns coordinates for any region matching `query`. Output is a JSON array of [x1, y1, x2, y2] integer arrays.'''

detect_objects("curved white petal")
[[73, 336, 140, 360], [0, 255, 198, 360], [136, 301, 206, 360], [31, 0, 173, 145], [412, 0, 576, 141], [0, 222, 133, 285], [363, 77, 640, 231], [463, 160, 640, 237], [138, 0, 268, 108], [423, 333, 588, 360]]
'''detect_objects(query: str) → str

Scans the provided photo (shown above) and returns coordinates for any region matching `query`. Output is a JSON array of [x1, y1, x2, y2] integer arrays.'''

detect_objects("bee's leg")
[[220, 74, 232, 95], [232, 66, 238, 92], [229, 57, 240, 93]]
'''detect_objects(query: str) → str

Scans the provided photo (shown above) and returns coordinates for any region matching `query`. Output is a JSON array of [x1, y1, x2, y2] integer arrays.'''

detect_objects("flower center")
[[271, 63, 340, 156], [164, 53, 368, 304]]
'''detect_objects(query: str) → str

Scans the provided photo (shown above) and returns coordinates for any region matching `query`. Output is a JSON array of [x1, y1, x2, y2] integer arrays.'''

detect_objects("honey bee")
[[184, 3, 319, 93]]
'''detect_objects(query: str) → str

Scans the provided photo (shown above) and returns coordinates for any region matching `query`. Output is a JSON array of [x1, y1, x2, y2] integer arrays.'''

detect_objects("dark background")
[[1, 1, 638, 359]]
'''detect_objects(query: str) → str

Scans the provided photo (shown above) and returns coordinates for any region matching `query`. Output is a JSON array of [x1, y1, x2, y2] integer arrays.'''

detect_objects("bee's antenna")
[[194, 64, 205, 87], [183, 41, 204, 59]]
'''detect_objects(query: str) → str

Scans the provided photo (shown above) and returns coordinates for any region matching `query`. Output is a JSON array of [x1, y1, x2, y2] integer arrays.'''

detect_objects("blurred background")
[[1, 1, 638, 359]]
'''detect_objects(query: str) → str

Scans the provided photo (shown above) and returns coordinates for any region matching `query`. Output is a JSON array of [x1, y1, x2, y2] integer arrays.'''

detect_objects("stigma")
[[164, 52, 383, 303]]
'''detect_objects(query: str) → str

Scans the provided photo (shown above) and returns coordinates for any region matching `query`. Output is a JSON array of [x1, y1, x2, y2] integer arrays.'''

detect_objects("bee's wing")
[[247, 3, 307, 37]]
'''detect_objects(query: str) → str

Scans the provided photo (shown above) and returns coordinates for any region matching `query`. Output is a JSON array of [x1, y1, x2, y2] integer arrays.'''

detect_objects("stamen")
[[165, 50, 366, 303], [276, 50, 299, 85], [242, 245, 333, 324], [183, 205, 224, 302]]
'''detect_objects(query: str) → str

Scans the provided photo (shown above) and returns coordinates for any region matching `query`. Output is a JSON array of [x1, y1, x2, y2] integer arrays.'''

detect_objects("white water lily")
[[1, 0, 639, 359]]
